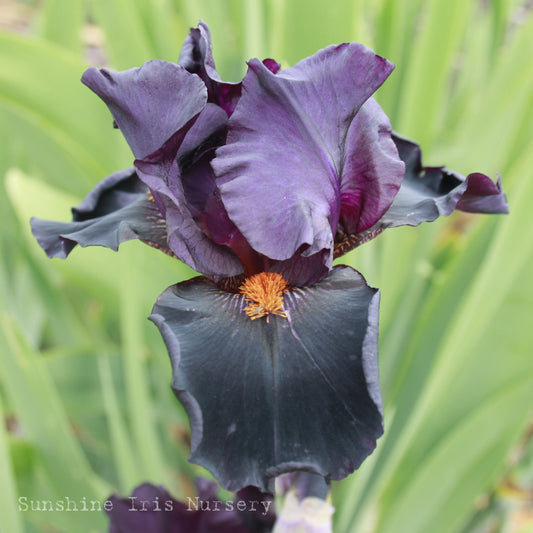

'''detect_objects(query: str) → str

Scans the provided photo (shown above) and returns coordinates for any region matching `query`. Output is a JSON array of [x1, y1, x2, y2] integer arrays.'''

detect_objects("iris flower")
[[31, 22, 508, 493], [106, 480, 274, 533]]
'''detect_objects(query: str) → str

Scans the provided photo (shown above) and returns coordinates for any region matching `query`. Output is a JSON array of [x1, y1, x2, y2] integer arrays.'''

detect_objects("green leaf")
[[337, 144, 533, 533], [451, 11, 533, 179], [0, 33, 129, 194], [0, 393, 25, 533], [379, 379, 533, 533], [393, 0, 475, 146], [118, 244, 168, 485], [87, 0, 156, 68], [0, 316, 110, 532], [97, 352, 141, 492], [279, 0, 358, 65], [131, 0, 185, 62], [38, 0, 84, 55]]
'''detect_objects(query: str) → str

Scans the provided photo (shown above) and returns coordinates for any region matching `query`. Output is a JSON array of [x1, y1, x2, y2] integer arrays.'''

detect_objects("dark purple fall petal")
[[30, 168, 170, 258], [456, 173, 507, 213], [81, 60, 207, 160], [107, 484, 187, 533], [374, 133, 508, 229], [235, 486, 276, 533], [267, 250, 330, 287], [106, 481, 257, 533], [150, 266, 383, 492], [213, 43, 397, 270]]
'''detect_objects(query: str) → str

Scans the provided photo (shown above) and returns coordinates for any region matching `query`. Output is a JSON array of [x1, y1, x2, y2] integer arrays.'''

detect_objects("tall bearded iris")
[[31, 22, 508, 493]]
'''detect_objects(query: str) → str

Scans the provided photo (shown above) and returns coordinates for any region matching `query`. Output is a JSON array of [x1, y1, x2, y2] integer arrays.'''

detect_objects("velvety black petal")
[[30, 168, 170, 258], [268, 251, 330, 287], [150, 266, 383, 492], [377, 133, 508, 228]]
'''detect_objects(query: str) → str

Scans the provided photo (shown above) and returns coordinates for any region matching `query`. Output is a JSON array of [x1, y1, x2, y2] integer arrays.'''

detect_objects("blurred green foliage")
[[1, 0, 533, 532]]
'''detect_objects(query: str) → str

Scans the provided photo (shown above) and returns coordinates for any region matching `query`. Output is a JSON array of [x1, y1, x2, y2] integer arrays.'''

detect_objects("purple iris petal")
[[136, 102, 228, 214], [456, 173, 507, 213], [374, 133, 509, 229], [178, 21, 281, 117], [150, 266, 383, 492], [235, 486, 276, 533], [177, 103, 228, 169], [132, 102, 243, 277], [178, 21, 242, 116], [213, 42, 396, 270], [339, 98, 404, 234], [136, 157, 243, 278], [107, 484, 187, 533], [268, 251, 330, 287], [30, 168, 170, 258], [106, 481, 264, 533], [81, 60, 207, 160], [262, 58, 282, 74]]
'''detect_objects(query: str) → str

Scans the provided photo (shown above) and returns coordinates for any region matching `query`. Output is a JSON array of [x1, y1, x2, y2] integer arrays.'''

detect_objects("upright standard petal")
[[135, 102, 229, 214], [136, 157, 243, 279], [338, 98, 404, 234], [178, 21, 242, 116], [213, 43, 395, 268], [376, 133, 508, 228], [150, 266, 383, 492], [81, 60, 207, 160], [30, 168, 170, 258], [178, 21, 281, 116], [133, 104, 244, 279]]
